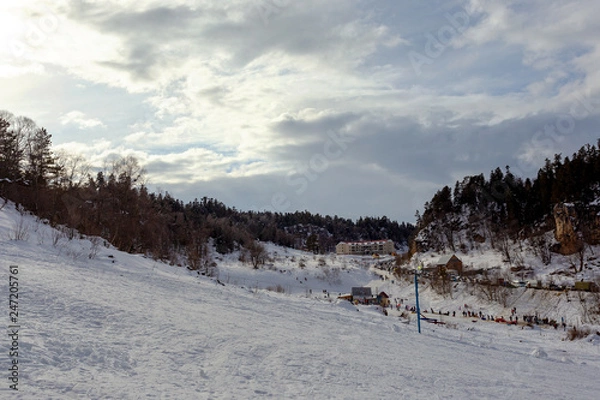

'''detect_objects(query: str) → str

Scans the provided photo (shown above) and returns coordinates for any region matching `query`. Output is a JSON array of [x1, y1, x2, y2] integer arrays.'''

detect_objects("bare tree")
[[430, 266, 453, 298], [8, 213, 30, 241], [569, 242, 587, 274], [5, 114, 37, 151], [54, 150, 91, 188], [576, 243, 587, 273], [186, 234, 216, 276], [587, 277, 600, 323], [441, 215, 462, 252], [473, 268, 510, 306], [497, 232, 513, 264], [531, 235, 552, 265], [107, 154, 147, 188], [247, 240, 267, 269]]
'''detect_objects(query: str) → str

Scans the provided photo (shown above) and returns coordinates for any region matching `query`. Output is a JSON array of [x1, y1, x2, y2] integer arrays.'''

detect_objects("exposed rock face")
[[553, 203, 581, 255], [553, 202, 600, 254]]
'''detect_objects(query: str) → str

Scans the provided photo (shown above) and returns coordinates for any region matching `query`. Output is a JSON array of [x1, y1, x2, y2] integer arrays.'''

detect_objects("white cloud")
[[2, 0, 600, 222], [0, 63, 45, 78], [59, 111, 105, 129]]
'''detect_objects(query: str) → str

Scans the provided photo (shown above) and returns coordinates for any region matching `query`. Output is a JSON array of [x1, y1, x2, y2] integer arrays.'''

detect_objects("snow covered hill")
[[1, 202, 600, 399]]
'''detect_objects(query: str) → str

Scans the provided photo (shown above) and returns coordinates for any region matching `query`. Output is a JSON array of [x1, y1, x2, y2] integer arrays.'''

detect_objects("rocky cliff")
[[553, 202, 600, 255]]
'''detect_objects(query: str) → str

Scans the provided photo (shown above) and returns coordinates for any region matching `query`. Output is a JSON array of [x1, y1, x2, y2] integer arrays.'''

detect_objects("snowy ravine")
[[1, 204, 600, 399]]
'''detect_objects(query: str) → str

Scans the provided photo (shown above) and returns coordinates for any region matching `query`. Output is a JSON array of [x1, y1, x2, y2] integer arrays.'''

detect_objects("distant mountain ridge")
[[0, 111, 414, 266]]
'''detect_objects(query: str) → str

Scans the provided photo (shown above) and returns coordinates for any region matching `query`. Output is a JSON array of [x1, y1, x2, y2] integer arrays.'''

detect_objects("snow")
[[1, 202, 600, 399], [406, 231, 600, 328]]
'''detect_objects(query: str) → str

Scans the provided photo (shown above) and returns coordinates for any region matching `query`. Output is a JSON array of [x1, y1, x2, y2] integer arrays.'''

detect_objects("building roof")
[[351, 287, 373, 297], [436, 254, 461, 265], [337, 239, 392, 245]]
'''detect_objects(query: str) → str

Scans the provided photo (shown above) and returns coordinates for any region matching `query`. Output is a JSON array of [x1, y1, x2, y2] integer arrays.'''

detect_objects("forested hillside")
[[412, 140, 600, 258], [0, 111, 413, 270]]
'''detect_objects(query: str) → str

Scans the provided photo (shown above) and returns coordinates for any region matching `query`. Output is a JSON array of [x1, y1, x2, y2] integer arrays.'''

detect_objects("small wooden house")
[[435, 254, 463, 275], [377, 291, 390, 307], [351, 287, 374, 304]]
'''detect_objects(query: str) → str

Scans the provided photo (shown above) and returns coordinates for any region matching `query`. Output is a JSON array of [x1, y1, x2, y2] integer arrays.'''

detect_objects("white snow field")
[[1, 202, 600, 399]]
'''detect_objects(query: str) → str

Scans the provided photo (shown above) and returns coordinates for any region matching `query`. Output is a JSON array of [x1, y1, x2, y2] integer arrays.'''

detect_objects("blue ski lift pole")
[[415, 265, 422, 334]]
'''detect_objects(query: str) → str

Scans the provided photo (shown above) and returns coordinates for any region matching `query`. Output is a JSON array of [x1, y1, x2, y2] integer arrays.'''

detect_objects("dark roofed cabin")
[[377, 291, 390, 307], [435, 254, 463, 275], [351, 287, 375, 304]]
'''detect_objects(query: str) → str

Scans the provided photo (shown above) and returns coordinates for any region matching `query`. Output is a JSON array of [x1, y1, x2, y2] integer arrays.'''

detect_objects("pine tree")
[[0, 118, 23, 181], [306, 233, 319, 253], [24, 127, 59, 186]]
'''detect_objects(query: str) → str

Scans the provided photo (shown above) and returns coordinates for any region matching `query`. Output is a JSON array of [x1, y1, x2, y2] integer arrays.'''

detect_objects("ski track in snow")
[[1, 204, 600, 399]]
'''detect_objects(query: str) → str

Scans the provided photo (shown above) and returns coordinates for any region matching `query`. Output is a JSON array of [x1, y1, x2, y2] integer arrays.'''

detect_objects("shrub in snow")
[[8, 215, 29, 241], [266, 284, 285, 294], [566, 326, 592, 341]]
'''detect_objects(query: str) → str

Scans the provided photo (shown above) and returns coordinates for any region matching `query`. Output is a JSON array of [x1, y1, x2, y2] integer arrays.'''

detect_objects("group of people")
[[521, 314, 567, 330], [393, 301, 568, 330]]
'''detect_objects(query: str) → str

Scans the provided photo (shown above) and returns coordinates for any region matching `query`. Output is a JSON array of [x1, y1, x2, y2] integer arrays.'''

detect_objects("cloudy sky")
[[1, 0, 600, 223]]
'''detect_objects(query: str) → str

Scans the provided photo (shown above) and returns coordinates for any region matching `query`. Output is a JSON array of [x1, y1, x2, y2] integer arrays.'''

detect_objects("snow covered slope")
[[1, 203, 600, 399]]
